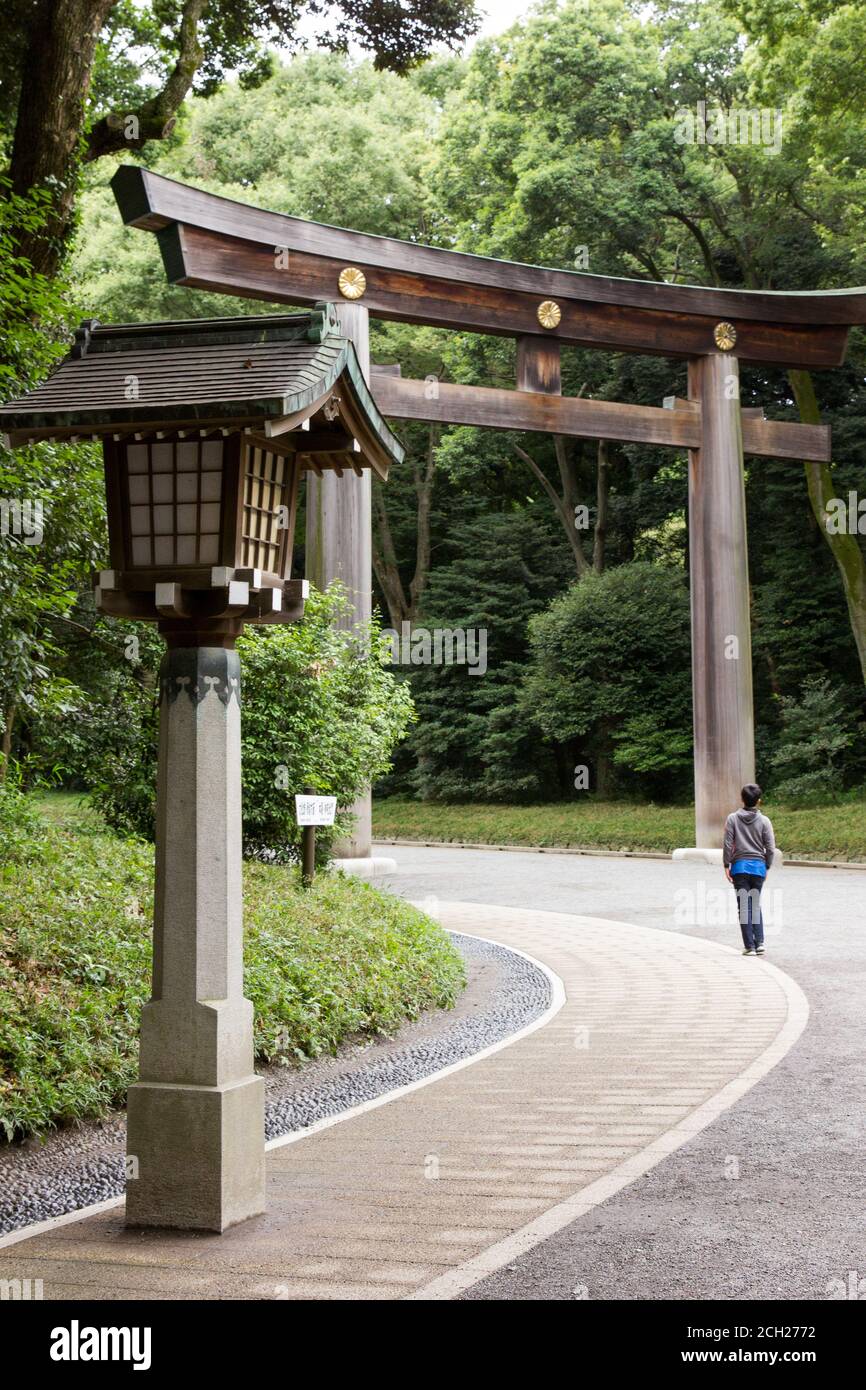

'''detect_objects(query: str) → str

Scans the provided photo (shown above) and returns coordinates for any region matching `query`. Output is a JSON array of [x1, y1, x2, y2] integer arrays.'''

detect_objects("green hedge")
[[373, 795, 866, 862], [0, 796, 464, 1140]]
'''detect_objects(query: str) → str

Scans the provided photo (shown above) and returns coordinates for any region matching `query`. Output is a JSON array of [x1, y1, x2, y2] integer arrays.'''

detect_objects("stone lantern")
[[0, 306, 403, 1230]]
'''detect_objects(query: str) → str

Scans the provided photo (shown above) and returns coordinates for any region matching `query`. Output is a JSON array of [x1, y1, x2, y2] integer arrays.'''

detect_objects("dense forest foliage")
[[2, 0, 866, 818]]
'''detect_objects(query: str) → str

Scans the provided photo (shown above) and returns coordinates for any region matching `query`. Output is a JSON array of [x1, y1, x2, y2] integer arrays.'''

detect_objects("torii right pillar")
[[688, 352, 756, 849]]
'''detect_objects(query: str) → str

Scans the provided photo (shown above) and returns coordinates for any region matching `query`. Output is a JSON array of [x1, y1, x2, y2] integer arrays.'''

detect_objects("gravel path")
[[0, 931, 550, 1238]]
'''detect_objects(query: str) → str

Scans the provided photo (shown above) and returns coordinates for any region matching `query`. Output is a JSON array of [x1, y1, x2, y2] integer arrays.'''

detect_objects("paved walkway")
[[382, 846, 865, 1300], [0, 902, 803, 1300]]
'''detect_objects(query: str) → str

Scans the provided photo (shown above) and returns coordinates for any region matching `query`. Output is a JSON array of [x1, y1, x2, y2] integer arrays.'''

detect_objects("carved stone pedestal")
[[125, 645, 264, 1232]]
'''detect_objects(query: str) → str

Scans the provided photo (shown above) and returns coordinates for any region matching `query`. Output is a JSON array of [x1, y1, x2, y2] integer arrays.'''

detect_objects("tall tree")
[[722, 0, 866, 682], [431, 0, 866, 683], [0, 0, 478, 283]]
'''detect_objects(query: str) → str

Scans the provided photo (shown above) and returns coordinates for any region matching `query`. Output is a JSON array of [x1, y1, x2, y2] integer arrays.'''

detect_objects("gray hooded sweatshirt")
[[723, 807, 776, 870]]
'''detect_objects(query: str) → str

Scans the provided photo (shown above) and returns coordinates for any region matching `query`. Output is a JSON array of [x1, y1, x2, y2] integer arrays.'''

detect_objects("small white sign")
[[295, 794, 337, 827]]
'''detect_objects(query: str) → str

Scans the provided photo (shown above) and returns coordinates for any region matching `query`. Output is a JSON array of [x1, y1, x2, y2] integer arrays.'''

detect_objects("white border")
[[0, 1196, 123, 1251]]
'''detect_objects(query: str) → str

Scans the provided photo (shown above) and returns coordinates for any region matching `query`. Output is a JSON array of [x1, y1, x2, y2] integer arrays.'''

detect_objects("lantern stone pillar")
[[305, 301, 372, 858], [125, 641, 265, 1231], [687, 354, 756, 849]]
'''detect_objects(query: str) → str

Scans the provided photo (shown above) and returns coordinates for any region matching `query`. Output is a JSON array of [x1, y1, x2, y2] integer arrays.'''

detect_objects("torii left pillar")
[[125, 628, 265, 1231], [305, 301, 372, 857]]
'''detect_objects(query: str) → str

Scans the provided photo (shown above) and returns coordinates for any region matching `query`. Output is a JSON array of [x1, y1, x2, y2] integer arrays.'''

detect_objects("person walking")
[[723, 783, 776, 956]]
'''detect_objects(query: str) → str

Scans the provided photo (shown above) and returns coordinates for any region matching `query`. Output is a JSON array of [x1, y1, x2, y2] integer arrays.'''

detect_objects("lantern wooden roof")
[[0, 306, 403, 480]]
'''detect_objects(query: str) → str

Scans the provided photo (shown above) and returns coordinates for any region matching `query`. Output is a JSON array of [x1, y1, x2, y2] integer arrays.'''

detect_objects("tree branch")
[[85, 0, 207, 160], [513, 442, 589, 577], [662, 209, 720, 286]]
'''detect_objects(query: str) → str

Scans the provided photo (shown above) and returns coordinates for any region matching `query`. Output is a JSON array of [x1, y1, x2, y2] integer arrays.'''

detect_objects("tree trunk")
[[7, 0, 117, 280], [593, 440, 610, 573], [595, 749, 615, 798], [0, 705, 17, 783], [371, 482, 409, 630], [554, 436, 592, 577], [408, 424, 438, 620], [371, 423, 438, 630], [7, 0, 207, 285], [514, 436, 613, 581], [513, 442, 589, 578], [789, 369, 866, 685], [764, 649, 782, 698]]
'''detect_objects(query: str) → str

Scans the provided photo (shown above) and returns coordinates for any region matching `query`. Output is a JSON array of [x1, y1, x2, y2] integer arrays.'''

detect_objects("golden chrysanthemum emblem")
[[714, 321, 737, 351], [338, 266, 367, 300], [537, 299, 562, 330]]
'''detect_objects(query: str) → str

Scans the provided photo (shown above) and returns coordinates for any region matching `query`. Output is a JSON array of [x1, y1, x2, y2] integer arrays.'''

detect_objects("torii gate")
[[112, 166, 866, 850]]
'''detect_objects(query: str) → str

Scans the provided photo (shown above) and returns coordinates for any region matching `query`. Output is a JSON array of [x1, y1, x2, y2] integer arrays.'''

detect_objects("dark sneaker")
[[742, 948, 756, 956]]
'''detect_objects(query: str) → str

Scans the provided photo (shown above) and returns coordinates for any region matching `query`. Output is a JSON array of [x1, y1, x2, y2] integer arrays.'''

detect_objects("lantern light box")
[[0, 304, 403, 641]]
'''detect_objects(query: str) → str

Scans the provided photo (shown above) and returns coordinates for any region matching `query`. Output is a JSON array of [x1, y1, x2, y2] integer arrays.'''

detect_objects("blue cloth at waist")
[[731, 858, 766, 878]]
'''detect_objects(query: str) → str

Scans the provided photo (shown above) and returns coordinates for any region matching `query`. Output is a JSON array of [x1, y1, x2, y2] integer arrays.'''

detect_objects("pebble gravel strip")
[[264, 932, 550, 1139], [0, 932, 550, 1237]]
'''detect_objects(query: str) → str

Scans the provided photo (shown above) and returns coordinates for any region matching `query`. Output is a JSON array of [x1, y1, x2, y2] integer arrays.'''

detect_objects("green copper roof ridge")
[[68, 313, 320, 357], [302, 334, 405, 463]]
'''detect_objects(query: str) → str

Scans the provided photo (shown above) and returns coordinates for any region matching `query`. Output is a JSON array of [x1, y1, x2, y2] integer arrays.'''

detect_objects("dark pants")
[[732, 873, 765, 950]]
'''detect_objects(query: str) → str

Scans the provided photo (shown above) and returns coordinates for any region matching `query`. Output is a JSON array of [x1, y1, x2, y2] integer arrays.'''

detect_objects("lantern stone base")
[[126, 1074, 265, 1232]]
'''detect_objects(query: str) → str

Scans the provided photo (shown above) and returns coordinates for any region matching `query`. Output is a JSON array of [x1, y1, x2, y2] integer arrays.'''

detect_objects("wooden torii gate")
[[112, 166, 866, 850]]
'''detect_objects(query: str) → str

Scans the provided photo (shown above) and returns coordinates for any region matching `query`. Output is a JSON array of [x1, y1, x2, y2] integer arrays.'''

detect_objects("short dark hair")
[[741, 783, 762, 808]]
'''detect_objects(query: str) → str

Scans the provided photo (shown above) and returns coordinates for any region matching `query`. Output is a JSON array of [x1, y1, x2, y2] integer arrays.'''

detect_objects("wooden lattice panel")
[[242, 445, 288, 574], [124, 439, 225, 568]]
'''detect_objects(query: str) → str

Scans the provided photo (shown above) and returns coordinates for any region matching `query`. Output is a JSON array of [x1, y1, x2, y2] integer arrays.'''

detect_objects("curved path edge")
[[0, 906, 808, 1303], [409, 915, 809, 1301], [266, 933, 565, 1155], [0, 931, 564, 1253]]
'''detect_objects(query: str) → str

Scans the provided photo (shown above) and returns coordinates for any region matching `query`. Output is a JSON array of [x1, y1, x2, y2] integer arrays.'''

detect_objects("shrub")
[[0, 799, 464, 1140], [49, 585, 414, 860], [0, 771, 42, 862], [238, 586, 415, 860], [523, 562, 693, 800], [611, 712, 693, 779], [768, 676, 857, 804]]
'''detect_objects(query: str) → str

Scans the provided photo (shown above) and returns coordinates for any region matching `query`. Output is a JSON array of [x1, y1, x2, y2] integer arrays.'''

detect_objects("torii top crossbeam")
[[112, 165, 866, 370]]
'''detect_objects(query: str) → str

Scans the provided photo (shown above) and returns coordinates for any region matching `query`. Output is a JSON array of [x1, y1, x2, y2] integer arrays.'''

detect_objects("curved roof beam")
[[113, 165, 866, 368]]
